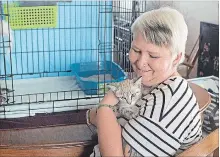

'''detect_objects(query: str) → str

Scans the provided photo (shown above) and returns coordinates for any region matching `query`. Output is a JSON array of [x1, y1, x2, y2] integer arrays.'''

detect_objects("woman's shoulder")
[[160, 75, 188, 93], [138, 75, 200, 138], [140, 75, 198, 125], [142, 76, 189, 100]]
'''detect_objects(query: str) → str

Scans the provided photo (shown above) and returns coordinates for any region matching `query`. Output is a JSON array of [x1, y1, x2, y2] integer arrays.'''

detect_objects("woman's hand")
[[89, 91, 119, 126]]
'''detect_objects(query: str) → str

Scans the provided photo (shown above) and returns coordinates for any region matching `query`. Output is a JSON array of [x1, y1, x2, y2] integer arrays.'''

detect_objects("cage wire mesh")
[[0, 1, 149, 119]]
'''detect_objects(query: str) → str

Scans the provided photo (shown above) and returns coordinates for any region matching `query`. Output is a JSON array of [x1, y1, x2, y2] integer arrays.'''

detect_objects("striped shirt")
[[91, 76, 202, 157], [122, 76, 202, 156]]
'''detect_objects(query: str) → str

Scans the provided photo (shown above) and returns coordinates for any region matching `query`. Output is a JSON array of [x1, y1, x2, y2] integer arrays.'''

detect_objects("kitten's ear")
[[107, 83, 117, 92], [133, 77, 142, 88]]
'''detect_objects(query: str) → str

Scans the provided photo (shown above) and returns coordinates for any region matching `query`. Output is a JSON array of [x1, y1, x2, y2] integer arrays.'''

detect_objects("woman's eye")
[[132, 48, 141, 54], [149, 55, 159, 58]]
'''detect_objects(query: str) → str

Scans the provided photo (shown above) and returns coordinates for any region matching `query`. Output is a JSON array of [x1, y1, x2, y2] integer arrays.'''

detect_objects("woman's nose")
[[136, 55, 148, 69]]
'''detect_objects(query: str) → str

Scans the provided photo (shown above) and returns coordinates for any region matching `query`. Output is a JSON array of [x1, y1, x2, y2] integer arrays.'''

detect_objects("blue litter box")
[[71, 61, 127, 95]]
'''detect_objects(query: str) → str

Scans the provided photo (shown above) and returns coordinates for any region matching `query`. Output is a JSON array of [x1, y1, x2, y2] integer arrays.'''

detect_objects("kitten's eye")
[[121, 97, 126, 100]]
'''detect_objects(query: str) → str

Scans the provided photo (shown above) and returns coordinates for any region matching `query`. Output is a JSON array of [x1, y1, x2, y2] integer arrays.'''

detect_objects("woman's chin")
[[142, 81, 152, 87], [141, 76, 155, 87]]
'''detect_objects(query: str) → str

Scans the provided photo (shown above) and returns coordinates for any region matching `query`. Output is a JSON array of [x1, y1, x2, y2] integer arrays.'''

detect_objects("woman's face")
[[129, 33, 179, 86]]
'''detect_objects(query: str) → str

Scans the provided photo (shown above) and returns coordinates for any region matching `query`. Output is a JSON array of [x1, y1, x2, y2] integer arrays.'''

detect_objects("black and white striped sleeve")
[[122, 77, 202, 156]]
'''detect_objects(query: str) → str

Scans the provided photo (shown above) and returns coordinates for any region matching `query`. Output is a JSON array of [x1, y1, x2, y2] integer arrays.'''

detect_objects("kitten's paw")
[[124, 110, 139, 120], [131, 110, 139, 118]]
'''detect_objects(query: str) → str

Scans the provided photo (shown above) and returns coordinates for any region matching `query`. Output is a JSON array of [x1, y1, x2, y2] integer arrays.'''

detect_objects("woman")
[[88, 7, 202, 156]]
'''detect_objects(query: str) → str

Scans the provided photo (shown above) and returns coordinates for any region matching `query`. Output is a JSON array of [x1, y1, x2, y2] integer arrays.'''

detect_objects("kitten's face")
[[117, 85, 142, 106], [108, 77, 142, 106]]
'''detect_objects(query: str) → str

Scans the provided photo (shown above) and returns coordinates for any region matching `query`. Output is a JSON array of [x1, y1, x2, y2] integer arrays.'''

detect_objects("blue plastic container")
[[71, 61, 127, 95]]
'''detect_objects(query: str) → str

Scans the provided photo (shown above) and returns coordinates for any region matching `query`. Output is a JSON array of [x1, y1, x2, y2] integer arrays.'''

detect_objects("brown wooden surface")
[[213, 148, 219, 157], [0, 109, 88, 130], [0, 124, 97, 146], [0, 144, 95, 157], [177, 129, 219, 157], [0, 124, 97, 157], [189, 82, 211, 112]]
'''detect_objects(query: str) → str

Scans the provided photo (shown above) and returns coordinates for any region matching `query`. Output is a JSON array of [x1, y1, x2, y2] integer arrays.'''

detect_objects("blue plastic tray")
[[71, 61, 127, 95]]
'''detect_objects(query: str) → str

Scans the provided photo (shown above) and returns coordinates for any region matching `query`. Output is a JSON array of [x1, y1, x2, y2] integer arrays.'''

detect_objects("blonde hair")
[[131, 7, 188, 64]]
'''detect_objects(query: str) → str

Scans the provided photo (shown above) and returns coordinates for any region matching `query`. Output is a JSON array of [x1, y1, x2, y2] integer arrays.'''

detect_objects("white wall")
[[174, 1, 219, 78], [173, 1, 219, 54]]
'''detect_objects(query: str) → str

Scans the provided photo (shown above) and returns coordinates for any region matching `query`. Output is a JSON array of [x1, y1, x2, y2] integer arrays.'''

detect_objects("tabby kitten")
[[107, 77, 142, 121]]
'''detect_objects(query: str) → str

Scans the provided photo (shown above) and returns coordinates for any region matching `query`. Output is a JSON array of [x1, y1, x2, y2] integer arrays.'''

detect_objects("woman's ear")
[[172, 53, 182, 67]]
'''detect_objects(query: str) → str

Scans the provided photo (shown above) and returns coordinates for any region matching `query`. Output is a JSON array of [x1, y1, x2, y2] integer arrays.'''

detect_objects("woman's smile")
[[136, 65, 151, 75]]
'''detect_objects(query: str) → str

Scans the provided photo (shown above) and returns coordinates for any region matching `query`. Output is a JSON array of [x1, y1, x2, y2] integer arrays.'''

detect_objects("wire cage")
[[0, 1, 149, 120]]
